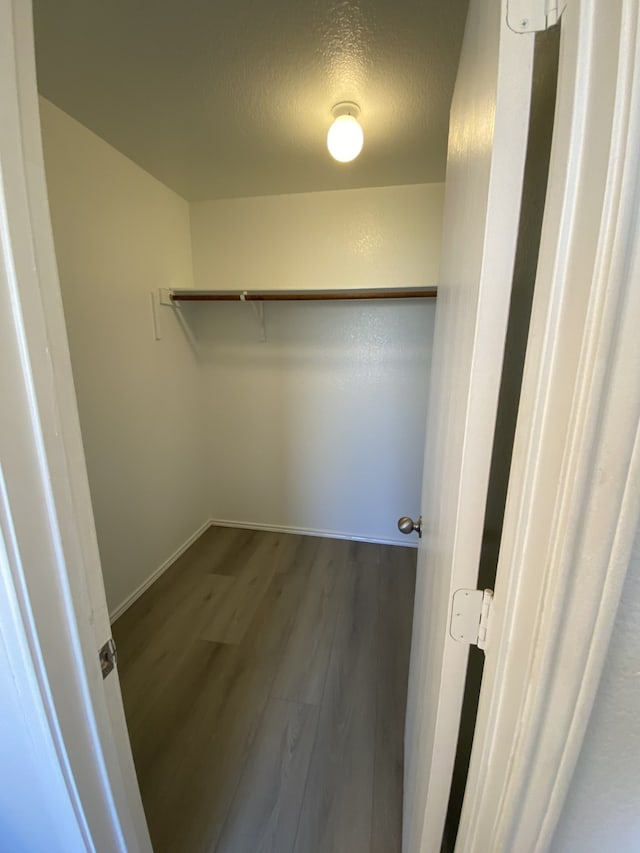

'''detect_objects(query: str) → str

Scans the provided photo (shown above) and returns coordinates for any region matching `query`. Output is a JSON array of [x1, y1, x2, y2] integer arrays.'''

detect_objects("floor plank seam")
[[369, 555, 382, 853], [215, 549, 318, 852], [289, 559, 346, 853], [212, 570, 299, 853], [212, 693, 271, 853], [272, 696, 319, 709]]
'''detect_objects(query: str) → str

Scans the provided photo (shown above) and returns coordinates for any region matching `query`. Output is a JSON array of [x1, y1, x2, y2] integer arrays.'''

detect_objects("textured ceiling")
[[33, 1, 469, 201]]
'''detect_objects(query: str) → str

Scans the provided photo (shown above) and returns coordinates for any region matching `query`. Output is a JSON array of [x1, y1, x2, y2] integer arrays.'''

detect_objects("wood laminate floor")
[[113, 526, 416, 853]]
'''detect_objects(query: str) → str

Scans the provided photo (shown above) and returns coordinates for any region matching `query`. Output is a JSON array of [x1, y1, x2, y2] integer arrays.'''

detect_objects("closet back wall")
[[190, 186, 443, 544], [190, 184, 444, 291], [40, 99, 209, 617]]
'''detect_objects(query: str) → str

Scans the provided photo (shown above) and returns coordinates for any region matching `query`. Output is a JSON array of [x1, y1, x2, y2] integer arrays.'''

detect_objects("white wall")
[[39, 99, 209, 616], [189, 185, 442, 544], [550, 524, 640, 853], [190, 184, 444, 291], [191, 299, 435, 544]]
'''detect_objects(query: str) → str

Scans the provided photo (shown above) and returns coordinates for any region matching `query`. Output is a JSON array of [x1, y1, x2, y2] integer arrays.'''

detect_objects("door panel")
[[403, 2, 535, 850]]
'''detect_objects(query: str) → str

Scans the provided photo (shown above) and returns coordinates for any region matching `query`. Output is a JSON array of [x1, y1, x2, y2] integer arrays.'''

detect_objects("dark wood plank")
[[271, 536, 342, 705], [197, 530, 298, 644], [271, 531, 318, 575], [200, 566, 272, 644], [112, 525, 241, 667], [372, 545, 417, 853], [114, 570, 230, 741], [215, 699, 319, 853], [187, 524, 246, 574], [206, 527, 264, 576], [293, 541, 379, 853]]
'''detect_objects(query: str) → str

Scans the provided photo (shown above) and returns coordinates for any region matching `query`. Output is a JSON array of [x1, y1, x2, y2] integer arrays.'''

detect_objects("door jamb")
[[457, 1, 640, 849]]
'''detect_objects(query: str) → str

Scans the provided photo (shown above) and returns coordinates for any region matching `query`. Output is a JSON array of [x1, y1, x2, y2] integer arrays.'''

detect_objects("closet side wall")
[[39, 98, 209, 617], [190, 186, 442, 544]]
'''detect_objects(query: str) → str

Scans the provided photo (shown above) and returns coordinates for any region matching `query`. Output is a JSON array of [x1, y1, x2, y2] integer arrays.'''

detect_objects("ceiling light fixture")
[[327, 102, 364, 163]]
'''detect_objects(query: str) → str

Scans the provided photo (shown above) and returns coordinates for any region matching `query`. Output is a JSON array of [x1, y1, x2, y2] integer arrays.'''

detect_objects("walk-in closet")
[[8, 0, 638, 850], [29, 0, 555, 850]]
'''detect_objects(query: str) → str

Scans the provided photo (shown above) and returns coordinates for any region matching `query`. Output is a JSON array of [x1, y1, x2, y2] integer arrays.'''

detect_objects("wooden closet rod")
[[170, 287, 437, 302]]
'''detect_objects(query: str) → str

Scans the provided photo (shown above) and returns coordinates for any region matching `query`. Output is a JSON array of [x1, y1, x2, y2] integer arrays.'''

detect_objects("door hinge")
[[450, 589, 493, 651], [507, 0, 567, 33], [99, 638, 117, 679]]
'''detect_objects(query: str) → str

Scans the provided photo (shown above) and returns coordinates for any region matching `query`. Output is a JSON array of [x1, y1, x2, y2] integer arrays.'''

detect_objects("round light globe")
[[327, 114, 364, 163]]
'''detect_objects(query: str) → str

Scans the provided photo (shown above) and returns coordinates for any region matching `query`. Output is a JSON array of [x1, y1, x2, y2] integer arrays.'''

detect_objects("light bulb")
[[327, 103, 364, 163]]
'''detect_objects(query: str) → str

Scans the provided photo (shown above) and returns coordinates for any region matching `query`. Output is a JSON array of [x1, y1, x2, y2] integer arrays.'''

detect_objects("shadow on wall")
[[182, 299, 435, 544]]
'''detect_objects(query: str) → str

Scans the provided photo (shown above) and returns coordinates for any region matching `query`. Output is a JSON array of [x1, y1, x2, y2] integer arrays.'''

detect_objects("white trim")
[[457, 1, 640, 850], [109, 519, 212, 622], [507, 0, 567, 33], [208, 517, 419, 549]]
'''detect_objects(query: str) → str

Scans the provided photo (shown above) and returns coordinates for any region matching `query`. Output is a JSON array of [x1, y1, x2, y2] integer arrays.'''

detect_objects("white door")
[[403, 2, 536, 850], [1, 2, 151, 849]]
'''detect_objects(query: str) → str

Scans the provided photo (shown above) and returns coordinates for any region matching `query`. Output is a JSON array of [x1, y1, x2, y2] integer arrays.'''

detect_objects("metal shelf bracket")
[[240, 291, 267, 342]]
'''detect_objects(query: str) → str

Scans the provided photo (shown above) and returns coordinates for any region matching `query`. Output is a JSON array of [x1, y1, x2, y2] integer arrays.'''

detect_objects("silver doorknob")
[[398, 515, 422, 538]]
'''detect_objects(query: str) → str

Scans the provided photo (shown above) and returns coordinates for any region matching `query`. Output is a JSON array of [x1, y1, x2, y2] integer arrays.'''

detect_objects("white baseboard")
[[109, 518, 212, 623], [208, 516, 418, 549]]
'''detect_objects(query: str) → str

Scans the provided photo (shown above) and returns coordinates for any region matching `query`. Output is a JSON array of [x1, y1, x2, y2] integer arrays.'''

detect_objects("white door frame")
[[1, 1, 150, 850], [404, 1, 536, 849], [1, 0, 638, 850], [458, 1, 640, 850]]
